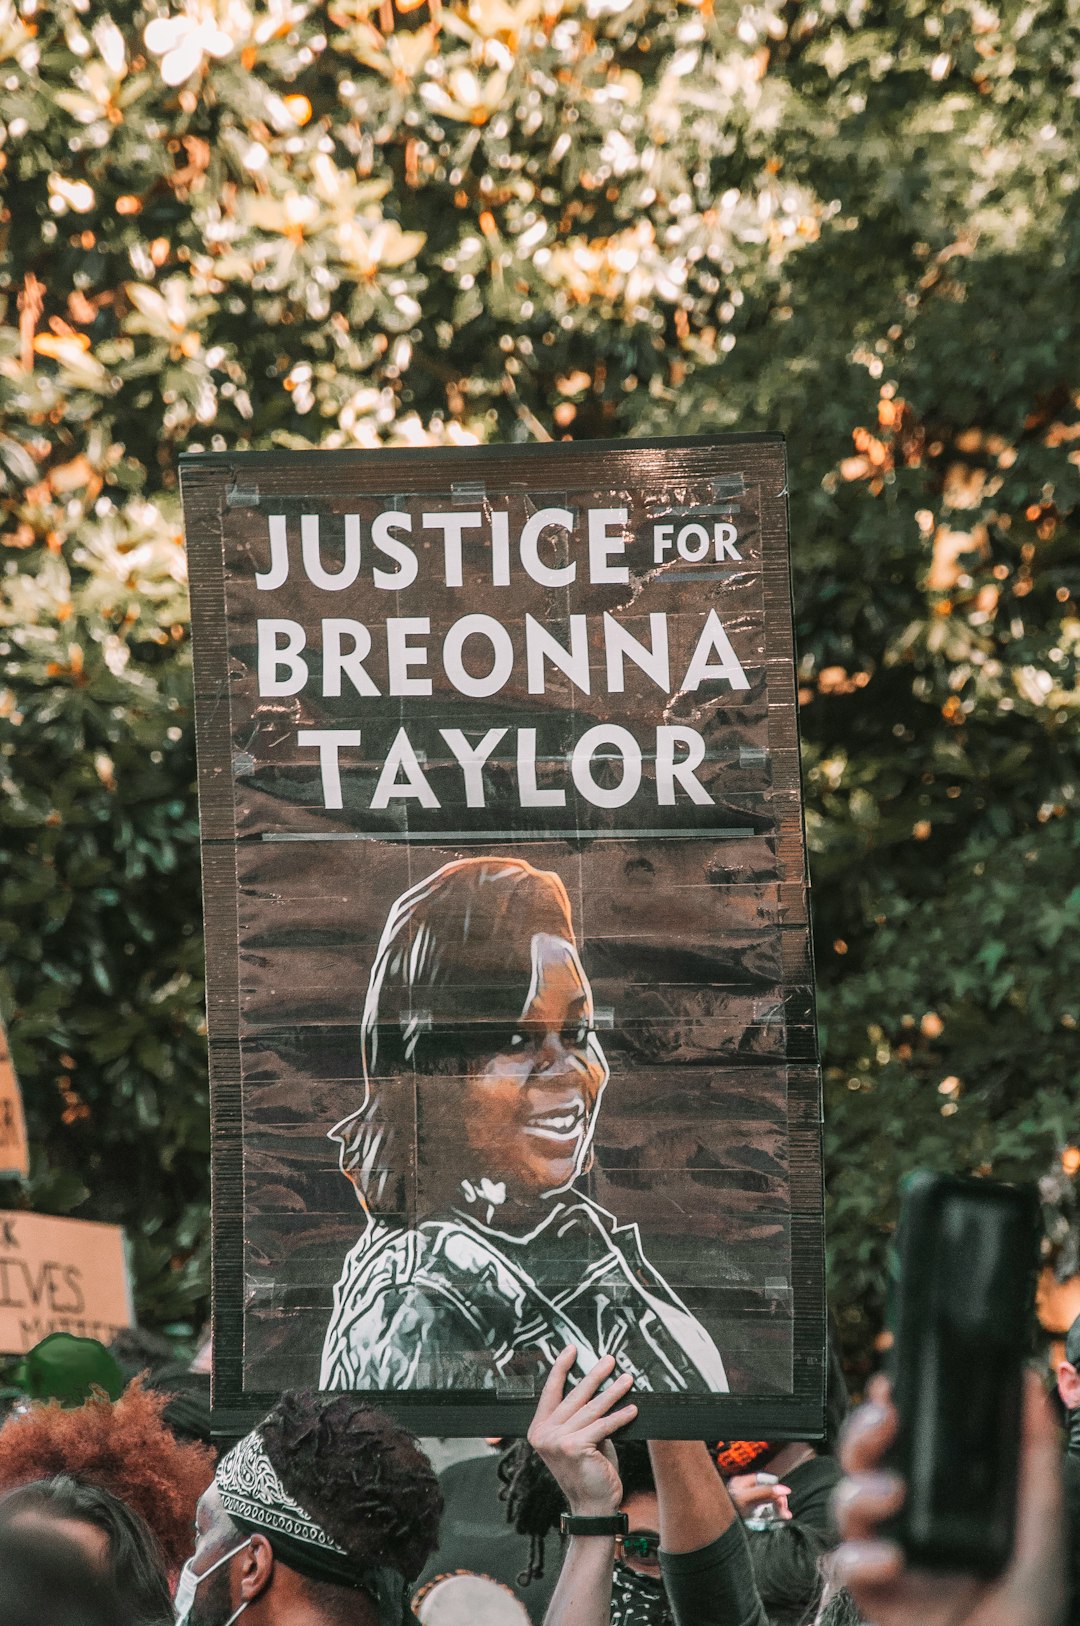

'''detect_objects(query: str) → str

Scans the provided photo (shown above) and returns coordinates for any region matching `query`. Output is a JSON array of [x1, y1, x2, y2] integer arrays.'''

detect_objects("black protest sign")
[[181, 433, 824, 1437]]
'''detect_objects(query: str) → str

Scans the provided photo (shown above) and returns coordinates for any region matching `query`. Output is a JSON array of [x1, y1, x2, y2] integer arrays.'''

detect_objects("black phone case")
[[887, 1171, 1039, 1577]]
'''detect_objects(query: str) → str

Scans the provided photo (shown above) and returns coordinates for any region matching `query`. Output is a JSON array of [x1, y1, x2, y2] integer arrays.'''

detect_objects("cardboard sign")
[[0, 1021, 29, 1181], [0, 1211, 133, 1354], [181, 434, 824, 1437]]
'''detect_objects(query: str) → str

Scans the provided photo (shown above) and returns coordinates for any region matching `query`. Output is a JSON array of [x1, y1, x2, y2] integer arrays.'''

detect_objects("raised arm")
[[648, 1441, 737, 1552], [648, 1441, 768, 1626], [528, 1346, 637, 1626]]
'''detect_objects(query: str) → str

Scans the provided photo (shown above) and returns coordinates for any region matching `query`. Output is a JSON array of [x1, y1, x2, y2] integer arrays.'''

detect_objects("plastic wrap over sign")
[[181, 433, 824, 1437]]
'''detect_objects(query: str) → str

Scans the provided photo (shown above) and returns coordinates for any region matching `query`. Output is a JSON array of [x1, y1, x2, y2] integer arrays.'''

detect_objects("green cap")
[[12, 1333, 125, 1406]]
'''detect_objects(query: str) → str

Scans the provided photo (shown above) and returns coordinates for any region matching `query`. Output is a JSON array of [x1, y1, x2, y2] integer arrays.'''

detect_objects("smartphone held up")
[[887, 1170, 1040, 1578]]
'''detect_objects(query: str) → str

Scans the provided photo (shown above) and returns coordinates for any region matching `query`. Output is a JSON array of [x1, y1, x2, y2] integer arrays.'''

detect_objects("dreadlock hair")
[[498, 1439, 566, 1586], [257, 1390, 442, 1583], [0, 1378, 214, 1578], [0, 1477, 171, 1626], [497, 1437, 657, 1585]]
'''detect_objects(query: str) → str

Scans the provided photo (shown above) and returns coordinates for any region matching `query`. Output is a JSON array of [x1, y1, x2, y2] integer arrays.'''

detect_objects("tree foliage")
[[0, 0, 1077, 1356]]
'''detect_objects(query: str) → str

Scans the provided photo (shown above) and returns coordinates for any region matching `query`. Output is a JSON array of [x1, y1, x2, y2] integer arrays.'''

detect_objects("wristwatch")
[[560, 1512, 629, 1537]]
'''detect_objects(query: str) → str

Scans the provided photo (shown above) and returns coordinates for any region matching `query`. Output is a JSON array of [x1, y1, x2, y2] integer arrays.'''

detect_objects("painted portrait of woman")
[[319, 855, 728, 1394]]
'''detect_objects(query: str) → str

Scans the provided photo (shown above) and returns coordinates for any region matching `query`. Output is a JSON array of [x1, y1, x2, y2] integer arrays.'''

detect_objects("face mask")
[[610, 1561, 673, 1626], [174, 1538, 252, 1626]]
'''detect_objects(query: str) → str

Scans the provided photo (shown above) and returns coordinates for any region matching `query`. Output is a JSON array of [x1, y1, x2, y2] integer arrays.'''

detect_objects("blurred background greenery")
[[0, 0, 1077, 1375]]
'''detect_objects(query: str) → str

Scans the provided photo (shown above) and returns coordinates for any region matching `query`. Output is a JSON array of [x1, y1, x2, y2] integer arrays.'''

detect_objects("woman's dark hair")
[[816, 1587, 865, 1626], [360, 858, 578, 1080], [0, 1476, 172, 1625], [745, 1522, 827, 1625], [0, 1523, 120, 1626]]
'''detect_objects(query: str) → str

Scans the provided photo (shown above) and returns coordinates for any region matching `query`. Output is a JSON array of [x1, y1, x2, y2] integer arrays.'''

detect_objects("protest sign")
[[182, 434, 824, 1437], [0, 1211, 133, 1354], [0, 1021, 29, 1181]]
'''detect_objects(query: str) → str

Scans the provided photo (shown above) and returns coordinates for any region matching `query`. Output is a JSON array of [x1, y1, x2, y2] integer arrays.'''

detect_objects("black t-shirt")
[[659, 1521, 769, 1626], [412, 1451, 558, 1625], [782, 1455, 840, 1540]]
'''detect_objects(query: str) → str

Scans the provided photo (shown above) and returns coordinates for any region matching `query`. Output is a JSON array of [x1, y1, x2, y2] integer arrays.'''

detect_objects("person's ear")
[[239, 1533, 275, 1602], [1056, 1359, 1080, 1411]]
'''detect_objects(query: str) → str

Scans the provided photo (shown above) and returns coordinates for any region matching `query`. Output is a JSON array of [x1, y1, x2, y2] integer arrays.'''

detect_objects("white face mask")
[[174, 1537, 252, 1626]]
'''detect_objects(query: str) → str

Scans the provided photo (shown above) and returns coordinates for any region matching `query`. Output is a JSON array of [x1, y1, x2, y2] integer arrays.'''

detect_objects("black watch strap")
[[560, 1512, 629, 1537]]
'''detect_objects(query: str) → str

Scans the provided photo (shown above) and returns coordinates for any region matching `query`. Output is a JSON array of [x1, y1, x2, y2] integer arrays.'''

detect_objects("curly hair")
[[257, 1390, 442, 1583], [0, 1378, 214, 1575]]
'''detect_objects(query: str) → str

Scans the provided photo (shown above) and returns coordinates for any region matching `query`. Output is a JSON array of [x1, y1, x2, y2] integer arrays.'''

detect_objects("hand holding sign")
[[527, 1348, 636, 1517]]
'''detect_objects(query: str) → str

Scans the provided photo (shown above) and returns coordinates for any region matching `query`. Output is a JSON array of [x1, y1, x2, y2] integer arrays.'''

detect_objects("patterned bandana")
[[215, 1431, 350, 1555], [609, 1563, 674, 1626]]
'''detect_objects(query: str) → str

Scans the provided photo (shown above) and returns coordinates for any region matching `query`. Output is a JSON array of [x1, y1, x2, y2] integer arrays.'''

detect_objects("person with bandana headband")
[[320, 856, 728, 1398], [175, 1389, 441, 1626]]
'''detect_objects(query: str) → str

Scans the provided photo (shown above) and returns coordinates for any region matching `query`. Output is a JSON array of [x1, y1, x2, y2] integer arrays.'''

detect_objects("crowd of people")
[[0, 1313, 1074, 1626]]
